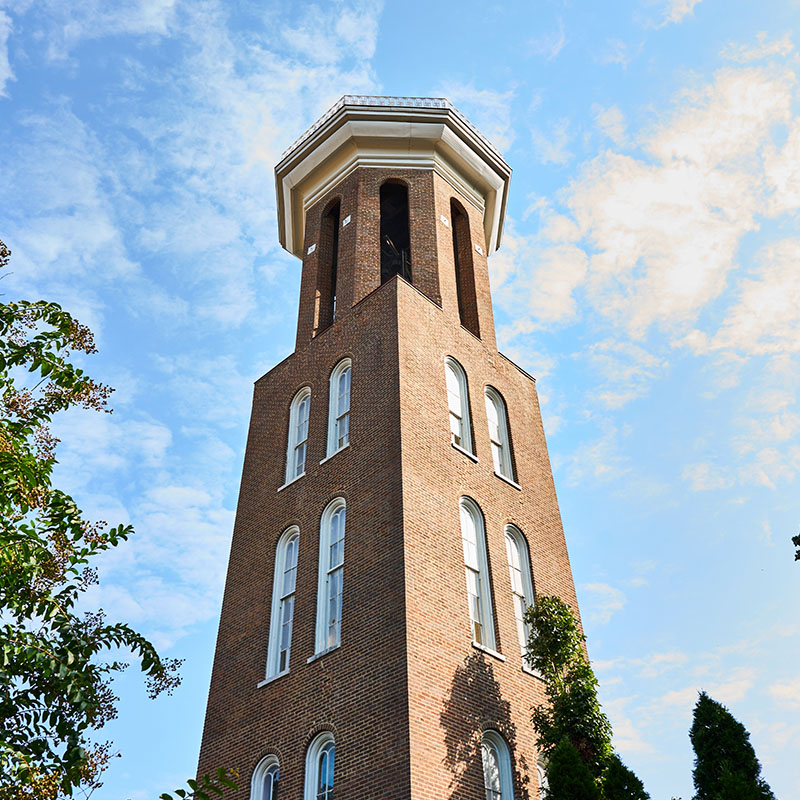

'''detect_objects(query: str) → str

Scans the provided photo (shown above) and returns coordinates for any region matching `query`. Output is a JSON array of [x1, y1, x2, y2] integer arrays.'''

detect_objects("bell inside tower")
[[379, 181, 412, 284]]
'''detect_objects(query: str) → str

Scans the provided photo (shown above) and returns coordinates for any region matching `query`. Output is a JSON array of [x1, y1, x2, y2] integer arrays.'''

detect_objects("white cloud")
[[682, 462, 734, 491], [439, 82, 515, 153], [582, 582, 627, 624], [529, 18, 566, 61], [562, 426, 631, 486], [656, 0, 703, 27], [721, 32, 794, 64], [604, 696, 655, 754], [530, 117, 573, 165], [593, 104, 627, 146], [598, 38, 639, 68], [768, 677, 800, 709], [0, 10, 13, 96]]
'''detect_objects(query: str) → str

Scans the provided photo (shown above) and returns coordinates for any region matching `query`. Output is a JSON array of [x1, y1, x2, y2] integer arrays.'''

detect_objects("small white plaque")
[[307, 243, 317, 254], [342, 215, 351, 227], [440, 214, 450, 227], [475, 244, 484, 255]]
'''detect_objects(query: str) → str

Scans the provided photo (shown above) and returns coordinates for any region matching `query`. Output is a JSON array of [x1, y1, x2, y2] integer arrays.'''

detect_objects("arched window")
[[380, 181, 411, 283], [266, 526, 299, 678], [481, 731, 514, 800], [536, 754, 549, 799], [459, 497, 495, 649], [315, 498, 346, 653], [485, 387, 514, 481], [251, 754, 279, 800], [326, 358, 351, 456], [305, 732, 335, 800], [316, 201, 341, 331], [286, 387, 311, 483], [445, 357, 473, 454], [450, 199, 480, 337], [504, 525, 535, 659]]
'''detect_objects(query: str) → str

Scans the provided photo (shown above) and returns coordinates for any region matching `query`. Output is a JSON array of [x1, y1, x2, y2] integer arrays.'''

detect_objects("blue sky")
[[1, 0, 799, 797]]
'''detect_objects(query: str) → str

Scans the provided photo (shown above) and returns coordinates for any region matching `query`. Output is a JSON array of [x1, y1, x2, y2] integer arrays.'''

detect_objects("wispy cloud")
[[438, 82, 516, 153], [529, 18, 566, 61], [721, 32, 793, 64], [0, 10, 13, 96], [654, 0, 703, 28], [582, 582, 627, 624]]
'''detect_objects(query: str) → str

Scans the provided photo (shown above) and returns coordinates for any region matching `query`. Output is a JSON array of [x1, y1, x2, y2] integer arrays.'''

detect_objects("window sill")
[[257, 670, 289, 688], [494, 471, 521, 491], [277, 472, 305, 493], [320, 443, 350, 465], [472, 642, 506, 662], [522, 664, 544, 680], [452, 442, 478, 463], [307, 643, 340, 664]]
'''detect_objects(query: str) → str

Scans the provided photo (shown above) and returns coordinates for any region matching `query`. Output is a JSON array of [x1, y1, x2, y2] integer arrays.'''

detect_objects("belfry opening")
[[379, 181, 411, 284]]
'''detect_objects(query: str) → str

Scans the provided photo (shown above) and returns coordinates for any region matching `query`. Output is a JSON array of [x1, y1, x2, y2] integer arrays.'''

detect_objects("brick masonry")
[[197, 166, 582, 799]]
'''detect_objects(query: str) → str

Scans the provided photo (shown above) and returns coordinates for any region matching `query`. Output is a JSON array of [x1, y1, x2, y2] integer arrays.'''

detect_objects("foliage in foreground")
[[601, 753, 650, 800], [690, 691, 775, 800], [793, 530, 799, 561], [160, 769, 239, 800], [525, 595, 650, 798], [525, 595, 614, 777], [0, 239, 186, 797], [545, 737, 600, 800]]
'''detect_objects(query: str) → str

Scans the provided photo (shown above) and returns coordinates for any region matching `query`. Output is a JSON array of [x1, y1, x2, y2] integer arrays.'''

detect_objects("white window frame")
[[304, 731, 335, 800], [251, 753, 279, 800], [536, 753, 549, 799], [459, 497, 496, 650], [314, 497, 346, 654], [286, 386, 311, 483], [485, 386, 514, 480], [265, 526, 300, 679], [504, 525, 535, 661], [445, 357, 473, 454], [481, 730, 515, 800], [326, 358, 352, 457]]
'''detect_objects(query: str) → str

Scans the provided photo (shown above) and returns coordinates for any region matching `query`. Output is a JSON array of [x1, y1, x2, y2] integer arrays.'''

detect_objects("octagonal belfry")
[[198, 96, 581, 800]]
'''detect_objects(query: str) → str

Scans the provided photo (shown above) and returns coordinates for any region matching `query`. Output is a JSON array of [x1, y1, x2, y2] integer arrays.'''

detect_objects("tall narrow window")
[[459, 497, 495, 650], [285, 387, 311, 483], [251, 754, 279, 800], [485, 387, 514, 481], [305, 732, 335, 800], [316, 201, 340, 331], [537, 754, 549, 799], [380, 182, 411, 283], [326, 358, 351, 456], [315, 498, 346, 653], [504, 525, 535, 659], [266, 527, 299, 678], [451, 199, 480, 337], [481, 731, 514, 800], [445, 357, 473, 454]]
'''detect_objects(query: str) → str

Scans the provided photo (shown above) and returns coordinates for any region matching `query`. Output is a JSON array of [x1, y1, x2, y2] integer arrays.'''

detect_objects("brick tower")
[[197, 96, 582, 800]]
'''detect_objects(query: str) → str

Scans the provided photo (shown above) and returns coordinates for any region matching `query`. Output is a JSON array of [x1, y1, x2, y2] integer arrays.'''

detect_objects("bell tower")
[[197, 96, 582, 800]]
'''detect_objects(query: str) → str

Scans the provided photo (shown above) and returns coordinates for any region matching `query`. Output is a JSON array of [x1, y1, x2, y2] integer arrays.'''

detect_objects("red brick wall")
[[197, 166, 581, 800]]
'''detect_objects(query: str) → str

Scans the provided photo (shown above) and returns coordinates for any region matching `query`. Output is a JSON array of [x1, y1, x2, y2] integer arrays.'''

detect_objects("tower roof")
[[275, 95, 512, 259]]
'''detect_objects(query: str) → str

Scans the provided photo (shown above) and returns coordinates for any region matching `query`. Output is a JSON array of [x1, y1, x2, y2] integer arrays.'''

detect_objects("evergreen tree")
[[546, 737, 601, 800], [602, 753, 650, 800], [690, 691, 775, 800]]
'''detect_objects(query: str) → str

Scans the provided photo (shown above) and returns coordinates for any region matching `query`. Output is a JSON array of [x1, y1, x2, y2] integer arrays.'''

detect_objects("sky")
[[1, 0, 799, 797]]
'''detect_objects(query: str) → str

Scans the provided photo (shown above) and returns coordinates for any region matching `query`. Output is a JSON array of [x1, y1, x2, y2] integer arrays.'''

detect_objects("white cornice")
[[274, 97, 511, 259]]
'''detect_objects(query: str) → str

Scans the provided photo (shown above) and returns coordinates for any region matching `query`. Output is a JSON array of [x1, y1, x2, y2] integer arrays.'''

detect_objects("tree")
[[792, 530, 799, 561], [689, 691, 775, 800], [0, 240, 235, 798], [602, 753, 650, 800], [525, 595, 613, 777], [545, 737, 600, 800]]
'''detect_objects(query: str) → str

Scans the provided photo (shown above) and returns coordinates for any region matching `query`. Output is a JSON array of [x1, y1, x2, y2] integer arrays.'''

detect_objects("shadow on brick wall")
[[439, 652, 530, 800]]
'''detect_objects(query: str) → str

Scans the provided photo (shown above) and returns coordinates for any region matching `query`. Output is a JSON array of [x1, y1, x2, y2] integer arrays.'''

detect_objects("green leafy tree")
[[601, 753, 650, 800], [525, 595, 613, 777], [545, 737, 600, 800], [0, 240, 235, 799], [690, 691, 775, 800]]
